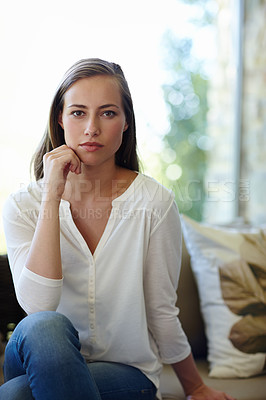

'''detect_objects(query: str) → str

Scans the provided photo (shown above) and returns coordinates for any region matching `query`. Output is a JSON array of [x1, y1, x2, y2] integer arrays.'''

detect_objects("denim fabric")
[[0, 311, 156, 400]]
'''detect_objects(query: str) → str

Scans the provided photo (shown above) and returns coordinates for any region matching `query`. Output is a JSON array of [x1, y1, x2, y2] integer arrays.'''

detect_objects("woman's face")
[[59, 75, 128, 168]]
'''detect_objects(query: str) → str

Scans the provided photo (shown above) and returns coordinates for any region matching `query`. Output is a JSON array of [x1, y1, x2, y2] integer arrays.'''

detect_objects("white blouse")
[[3, 173, 191, 390]]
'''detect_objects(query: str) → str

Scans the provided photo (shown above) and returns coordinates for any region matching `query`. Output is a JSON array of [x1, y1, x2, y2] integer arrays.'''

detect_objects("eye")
[[71, 110, 85, 117], [102, 110, 116, 118]]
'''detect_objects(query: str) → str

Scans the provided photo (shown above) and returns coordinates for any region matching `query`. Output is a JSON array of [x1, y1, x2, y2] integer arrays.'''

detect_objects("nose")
[[84, 117, 99, 137]]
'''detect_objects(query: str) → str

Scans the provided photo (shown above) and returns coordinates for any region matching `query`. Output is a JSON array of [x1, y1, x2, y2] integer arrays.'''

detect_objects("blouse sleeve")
[[143, 199, 191, 364], [2, 193, 63, 315]]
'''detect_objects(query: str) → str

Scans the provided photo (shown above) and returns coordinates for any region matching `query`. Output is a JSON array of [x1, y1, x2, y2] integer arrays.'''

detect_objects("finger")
[[52, 150, 80, 171], [64, 148, 81, 173], [67, 146, 82, 174], [68, 158, 81, 174], [44, 146, 82, 178]]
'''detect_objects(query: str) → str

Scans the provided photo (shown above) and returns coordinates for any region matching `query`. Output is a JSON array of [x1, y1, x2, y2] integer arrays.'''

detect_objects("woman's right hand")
[[42, 145, 81, 201]]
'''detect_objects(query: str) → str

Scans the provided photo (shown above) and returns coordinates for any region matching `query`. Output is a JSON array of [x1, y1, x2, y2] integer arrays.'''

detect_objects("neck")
[[63, 161, 134, 203]]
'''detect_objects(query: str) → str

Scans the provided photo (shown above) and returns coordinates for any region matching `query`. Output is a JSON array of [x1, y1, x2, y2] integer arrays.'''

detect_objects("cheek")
[[62, 119, 80, 142], [109, 123, 125, 147], [63, 118, 77, 132]]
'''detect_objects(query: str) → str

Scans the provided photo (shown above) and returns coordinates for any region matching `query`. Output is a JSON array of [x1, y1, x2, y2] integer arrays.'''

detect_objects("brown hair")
[[32, 58, 139, 180]]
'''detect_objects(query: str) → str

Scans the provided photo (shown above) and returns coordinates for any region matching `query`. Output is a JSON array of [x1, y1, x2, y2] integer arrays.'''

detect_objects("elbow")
[[16, 283, 62, 315], [15, 267, 63, 314], [17, 295, 60, 315]]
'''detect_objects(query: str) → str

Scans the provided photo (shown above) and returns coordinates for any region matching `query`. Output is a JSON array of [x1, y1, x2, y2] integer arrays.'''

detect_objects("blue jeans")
[[0, 311, 157, 400]]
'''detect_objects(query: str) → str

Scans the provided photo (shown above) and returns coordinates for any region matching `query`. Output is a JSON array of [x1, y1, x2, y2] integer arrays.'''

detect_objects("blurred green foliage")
[[160, 0, 217, 221], [161, 34, 208, 221]]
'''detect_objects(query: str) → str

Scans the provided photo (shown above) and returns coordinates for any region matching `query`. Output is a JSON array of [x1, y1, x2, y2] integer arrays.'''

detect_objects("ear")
[[58, 111, 64, 130], [123, 121, 129, 132]]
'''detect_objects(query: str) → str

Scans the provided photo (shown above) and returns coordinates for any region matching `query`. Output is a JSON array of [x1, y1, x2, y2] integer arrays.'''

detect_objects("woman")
[[1, 58, 234, 400]]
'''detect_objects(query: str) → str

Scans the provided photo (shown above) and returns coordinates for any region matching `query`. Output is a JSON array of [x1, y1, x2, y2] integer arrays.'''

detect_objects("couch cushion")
[[181, 215, 266, 378], [176, 239, 207, 359], [0, 255, 25, 341], [160, 361, 266, 400]]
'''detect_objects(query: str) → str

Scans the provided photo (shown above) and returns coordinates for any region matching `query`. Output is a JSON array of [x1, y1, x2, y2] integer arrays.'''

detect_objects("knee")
[[11, 311, 79, 348], [22, 311, 72, 330], [4, 312, 82, 381], [0, 375, 33, 400]]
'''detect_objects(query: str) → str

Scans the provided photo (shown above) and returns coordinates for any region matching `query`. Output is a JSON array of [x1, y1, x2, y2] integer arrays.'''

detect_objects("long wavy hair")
[[32, 58, 139, 180]]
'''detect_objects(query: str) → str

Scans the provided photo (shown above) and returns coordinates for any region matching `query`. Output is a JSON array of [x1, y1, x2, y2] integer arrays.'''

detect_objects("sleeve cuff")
[[22, 267, 63, 287], [161, 346, 191, 365]]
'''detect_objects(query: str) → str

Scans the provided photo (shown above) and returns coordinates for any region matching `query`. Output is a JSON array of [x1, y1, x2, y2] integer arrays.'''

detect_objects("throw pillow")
[[181, 214, 266, 378]]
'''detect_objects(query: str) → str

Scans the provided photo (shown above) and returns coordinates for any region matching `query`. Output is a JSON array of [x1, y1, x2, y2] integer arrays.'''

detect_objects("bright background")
[[0, 0, 217, 252]]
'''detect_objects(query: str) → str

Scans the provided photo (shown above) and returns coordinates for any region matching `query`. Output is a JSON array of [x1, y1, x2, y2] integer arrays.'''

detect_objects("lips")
[[79, 142, 104, 152]]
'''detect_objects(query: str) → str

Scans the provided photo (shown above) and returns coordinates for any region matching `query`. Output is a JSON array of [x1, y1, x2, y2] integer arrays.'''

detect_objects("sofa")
[[159, 215, 266, 400], [159, 235, 266, 400], [1, 217, 266, 398]]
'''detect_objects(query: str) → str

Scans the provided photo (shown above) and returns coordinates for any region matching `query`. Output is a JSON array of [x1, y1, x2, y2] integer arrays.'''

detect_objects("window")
[[1, 0, 265, 253]]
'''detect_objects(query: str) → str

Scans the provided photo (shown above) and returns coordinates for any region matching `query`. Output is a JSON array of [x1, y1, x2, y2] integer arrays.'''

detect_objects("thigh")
[[0, 375, 34, 400], [87, 362, 157, 400]]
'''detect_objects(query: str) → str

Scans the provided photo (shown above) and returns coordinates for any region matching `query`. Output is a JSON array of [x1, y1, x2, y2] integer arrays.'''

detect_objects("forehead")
[[64, 75, 122, 105]]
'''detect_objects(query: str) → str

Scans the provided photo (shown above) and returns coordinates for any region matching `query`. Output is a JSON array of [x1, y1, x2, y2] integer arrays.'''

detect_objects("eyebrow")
[[67, 103, 120, 109]]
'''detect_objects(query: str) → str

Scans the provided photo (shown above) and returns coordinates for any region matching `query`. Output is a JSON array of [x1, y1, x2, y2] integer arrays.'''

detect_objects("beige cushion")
[[181, 215, 266, 378]]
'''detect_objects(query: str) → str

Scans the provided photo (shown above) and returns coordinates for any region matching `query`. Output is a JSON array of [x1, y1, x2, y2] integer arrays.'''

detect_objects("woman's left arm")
[[144, 199, 235, 400], [171, 353, 236, 400], [143, 199, 191, 363]]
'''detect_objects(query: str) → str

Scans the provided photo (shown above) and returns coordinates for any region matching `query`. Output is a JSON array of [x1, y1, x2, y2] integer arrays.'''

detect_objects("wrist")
[[171, 353, 204, 396], [41, 179, 66, 202], [39, 198, 61, 220], [185, 382, 206, 397]]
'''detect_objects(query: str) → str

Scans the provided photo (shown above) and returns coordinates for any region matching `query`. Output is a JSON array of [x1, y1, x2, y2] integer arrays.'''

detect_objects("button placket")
[[88, 260, 96, 342]]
